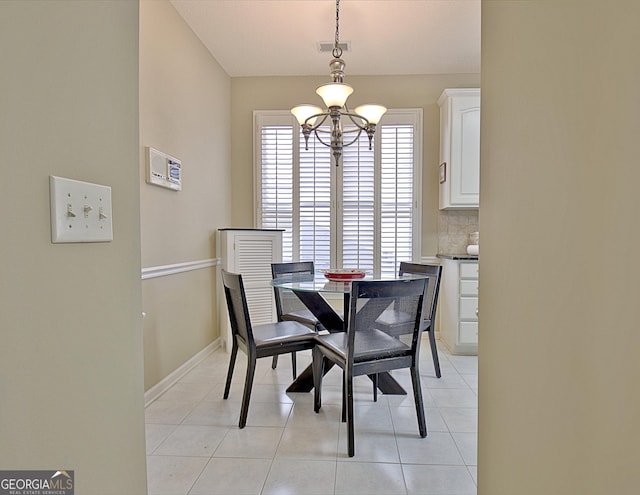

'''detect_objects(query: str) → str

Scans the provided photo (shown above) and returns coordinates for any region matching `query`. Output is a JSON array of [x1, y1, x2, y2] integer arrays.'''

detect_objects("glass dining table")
[[272, 275, 355, 332], [272, 273, 415, 395]]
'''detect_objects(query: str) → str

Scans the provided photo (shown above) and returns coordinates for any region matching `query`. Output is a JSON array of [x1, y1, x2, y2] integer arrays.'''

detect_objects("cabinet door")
[[459, 321, 479, 344], [450, 96, 480, 207], [231, 232, 282, 325], [438, 88, 480, 209], [460, 296, 479, 320], [459, 261, 479, 279]]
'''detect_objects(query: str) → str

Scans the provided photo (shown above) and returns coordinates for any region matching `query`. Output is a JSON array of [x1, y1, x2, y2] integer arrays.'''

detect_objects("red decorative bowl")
[[322, 269, 367, 282]]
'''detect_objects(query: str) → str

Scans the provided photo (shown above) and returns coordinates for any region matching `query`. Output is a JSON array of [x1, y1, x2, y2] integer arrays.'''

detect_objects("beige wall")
[[139, 0, 231, 390], [480, 1, 640, 493], [230, 74, 480, 257], [0, 1, 147, 492]]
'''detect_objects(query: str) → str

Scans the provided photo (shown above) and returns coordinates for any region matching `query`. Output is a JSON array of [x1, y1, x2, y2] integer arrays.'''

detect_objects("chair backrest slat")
[[221, 270, 254, 347], [271, 261, 315, 320]]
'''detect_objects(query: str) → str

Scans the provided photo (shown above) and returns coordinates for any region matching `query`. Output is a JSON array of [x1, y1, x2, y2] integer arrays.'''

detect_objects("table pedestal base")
[[280, 284, 407, 396], [286, 364, 407, 395]]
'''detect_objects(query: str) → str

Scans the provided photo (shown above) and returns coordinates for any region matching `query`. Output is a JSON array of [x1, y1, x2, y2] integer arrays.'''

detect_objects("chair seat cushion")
[[253, 321, 316, 346], [316, 329, 410, 362], [281, 309, 320, 326], [377, 309, 413, 326], [377, 309, 431, 335]]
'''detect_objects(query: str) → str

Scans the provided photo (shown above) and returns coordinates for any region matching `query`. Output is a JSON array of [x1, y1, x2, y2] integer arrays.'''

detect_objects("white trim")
[[141, 258, 219, 280], [144, 340, 222, 407]]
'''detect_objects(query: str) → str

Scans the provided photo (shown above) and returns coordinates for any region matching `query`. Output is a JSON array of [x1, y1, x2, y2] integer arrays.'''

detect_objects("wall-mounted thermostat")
[[146, 147, 182, 191]]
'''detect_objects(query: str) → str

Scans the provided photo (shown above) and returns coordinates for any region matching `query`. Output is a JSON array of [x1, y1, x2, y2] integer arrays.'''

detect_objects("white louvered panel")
[[260, 125, 294, 262], [299, 129, 332, 270], [236, 238, 275, 282], [234, 237, 278, 326], [342, 131, 375, 272], [380, 124, 414, 276], [218, 229, 283, 351], [244, 286, 277, 325]]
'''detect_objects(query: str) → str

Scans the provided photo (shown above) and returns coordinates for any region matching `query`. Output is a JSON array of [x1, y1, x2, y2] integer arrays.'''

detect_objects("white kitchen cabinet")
[[217, 229, 282, 351], [440, 258, 478, 355], [438, 88, 480, 209]]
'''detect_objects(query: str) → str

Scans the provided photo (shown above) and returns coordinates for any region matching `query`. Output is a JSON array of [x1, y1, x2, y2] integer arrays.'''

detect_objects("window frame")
[[254, 108, 423, 277]]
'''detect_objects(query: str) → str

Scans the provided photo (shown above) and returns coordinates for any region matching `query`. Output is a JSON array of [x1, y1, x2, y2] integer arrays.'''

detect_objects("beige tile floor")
[[146, 339, 477, 495]]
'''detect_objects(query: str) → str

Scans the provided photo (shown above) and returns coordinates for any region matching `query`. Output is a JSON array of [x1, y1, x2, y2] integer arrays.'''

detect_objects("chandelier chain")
[[333, 0, 342, 58]]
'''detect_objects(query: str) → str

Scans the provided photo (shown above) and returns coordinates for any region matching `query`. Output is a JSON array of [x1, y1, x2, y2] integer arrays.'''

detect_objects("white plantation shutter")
[[255, 109, 421, 275], [259, 123, 294, 261], [299, 130, 332, 270], [380, 124, 415, 277], [341, 132, 375, 272]]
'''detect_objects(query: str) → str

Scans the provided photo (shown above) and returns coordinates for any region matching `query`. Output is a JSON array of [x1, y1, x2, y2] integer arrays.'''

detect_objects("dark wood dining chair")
[[375, 262, 443, 380], [312, 277, 429, 457], [270, 261, 323, 378], [221, 270, 316, 428]]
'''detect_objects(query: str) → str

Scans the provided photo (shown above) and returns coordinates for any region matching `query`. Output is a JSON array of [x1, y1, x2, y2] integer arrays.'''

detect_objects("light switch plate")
[[50, 176, 113, 243]]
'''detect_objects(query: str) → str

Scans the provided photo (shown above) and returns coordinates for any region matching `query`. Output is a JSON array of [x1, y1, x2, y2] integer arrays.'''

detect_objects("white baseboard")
[[144, 339, 222, 407]]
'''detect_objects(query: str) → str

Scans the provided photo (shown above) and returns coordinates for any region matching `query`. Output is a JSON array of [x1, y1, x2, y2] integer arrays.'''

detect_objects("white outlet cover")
[[50, 176, 113, 243]]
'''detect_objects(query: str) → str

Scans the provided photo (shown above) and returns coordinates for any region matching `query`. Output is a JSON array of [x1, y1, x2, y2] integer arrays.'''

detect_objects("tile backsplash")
[[438, 210, 479, 255]]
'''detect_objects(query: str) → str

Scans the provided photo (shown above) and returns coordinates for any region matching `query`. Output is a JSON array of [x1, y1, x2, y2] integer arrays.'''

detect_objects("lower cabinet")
[[217, 228, 283, 352], [440, 258, 478, 355]]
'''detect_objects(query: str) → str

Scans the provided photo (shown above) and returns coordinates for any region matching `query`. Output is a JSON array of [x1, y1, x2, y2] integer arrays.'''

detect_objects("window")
[[255, 109, 422, 277]]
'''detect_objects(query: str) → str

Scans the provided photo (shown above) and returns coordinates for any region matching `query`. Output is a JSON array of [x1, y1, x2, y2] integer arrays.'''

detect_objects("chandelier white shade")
[[290, 0, 386, 165], [291, 105, 323, 127], [354, 104, 388, 125], [315, 83, 353, 108]]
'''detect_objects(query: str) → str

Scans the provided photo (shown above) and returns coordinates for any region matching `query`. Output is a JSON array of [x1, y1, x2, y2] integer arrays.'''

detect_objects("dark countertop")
[[437, 254, 479, 261]]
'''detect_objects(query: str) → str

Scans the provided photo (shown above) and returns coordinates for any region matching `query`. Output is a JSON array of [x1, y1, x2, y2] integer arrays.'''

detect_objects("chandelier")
[[291, 0, 387, 166]]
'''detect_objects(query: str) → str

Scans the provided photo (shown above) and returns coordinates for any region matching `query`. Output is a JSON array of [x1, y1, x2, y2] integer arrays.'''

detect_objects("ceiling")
[[170, 0, 481, 78]]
